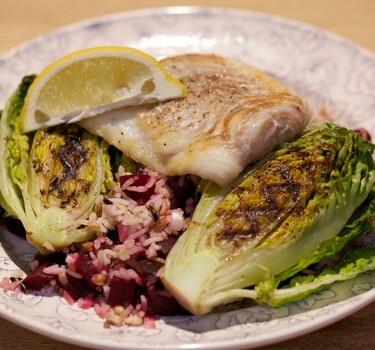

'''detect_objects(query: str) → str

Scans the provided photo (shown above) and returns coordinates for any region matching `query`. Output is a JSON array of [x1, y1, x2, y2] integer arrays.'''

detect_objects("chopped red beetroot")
[[168, 176, 197, 212], [107, 276, 136, 306], [75, 255, 99, 289], [126, 248, 147, 261], [22, 264, 56, 291], [125, 258, 163, 286], [106, 229, 121, 245], [158, 236, 178, 258], [146, 289, 177, 316], [355, 128, 372, 141], [34, 252, 67, 267], [65, 273, 92, 300], [119, 173, 156, 205]]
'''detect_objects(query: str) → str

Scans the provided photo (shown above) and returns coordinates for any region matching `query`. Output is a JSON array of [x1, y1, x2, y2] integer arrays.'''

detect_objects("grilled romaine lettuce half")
[[0, 76, 114, 254], [162, 123, 375, 315]]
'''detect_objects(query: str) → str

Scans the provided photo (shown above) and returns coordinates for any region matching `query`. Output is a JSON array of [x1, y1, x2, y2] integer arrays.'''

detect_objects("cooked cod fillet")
[[80, 54, 312, 186]]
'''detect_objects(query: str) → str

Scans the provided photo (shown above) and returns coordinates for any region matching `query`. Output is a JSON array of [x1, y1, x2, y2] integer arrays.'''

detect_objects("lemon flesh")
[[20, 46, 186, 133]]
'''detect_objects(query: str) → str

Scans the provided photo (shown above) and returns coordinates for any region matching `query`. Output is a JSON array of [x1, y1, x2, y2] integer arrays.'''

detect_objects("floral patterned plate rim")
[[1, 6, 375, 350]]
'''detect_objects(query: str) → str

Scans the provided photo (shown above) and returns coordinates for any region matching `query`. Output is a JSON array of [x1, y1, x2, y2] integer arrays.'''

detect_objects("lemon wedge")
[[20, 46, 186, 133]]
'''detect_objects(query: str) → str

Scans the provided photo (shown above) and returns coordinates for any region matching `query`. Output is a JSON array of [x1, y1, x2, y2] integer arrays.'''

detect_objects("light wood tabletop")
[[0, 1, 375, 349]]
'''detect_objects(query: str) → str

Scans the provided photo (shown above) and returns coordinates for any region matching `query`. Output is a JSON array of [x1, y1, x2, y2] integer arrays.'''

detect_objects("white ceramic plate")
[[1, 7, 375, 350]]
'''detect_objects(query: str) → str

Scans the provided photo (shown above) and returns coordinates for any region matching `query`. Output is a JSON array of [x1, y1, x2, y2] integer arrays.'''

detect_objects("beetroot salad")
[[0, 168, 199, 328]]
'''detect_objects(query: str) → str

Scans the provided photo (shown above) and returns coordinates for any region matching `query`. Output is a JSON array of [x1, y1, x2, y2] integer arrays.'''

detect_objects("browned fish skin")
[[80, 54, 311, 186]]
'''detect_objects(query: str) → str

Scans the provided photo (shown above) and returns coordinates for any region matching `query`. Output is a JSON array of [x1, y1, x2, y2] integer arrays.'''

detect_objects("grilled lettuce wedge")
[[0, 76, 114, 254], [162, 123, 375, 315]]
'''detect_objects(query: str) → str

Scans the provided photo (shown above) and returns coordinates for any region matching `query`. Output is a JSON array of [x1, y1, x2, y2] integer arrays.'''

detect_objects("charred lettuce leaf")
[[162, 123, 375, 315], [0, 76, 113, 254]]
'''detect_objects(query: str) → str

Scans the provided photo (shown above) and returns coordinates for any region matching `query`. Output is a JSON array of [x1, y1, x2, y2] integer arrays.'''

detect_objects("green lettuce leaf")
[[263, 246, 375, 307]]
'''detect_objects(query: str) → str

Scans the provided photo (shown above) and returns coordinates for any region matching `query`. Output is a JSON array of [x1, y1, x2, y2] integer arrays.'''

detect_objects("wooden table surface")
[[0, 1, 375, 349]]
